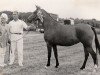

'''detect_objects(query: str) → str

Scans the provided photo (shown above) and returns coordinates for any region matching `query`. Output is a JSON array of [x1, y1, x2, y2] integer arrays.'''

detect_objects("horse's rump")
[[75, 24, 94, 45]]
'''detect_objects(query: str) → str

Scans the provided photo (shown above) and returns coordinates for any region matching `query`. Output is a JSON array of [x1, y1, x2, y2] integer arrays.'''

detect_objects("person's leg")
[[0, 47, 6, 66], [3, 47, 6, 64], [17, 38, 23, 66], [9, 42, 16, 65]]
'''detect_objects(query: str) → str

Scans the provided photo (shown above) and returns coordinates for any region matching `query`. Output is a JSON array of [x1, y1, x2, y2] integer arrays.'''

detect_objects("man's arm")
[[22, 21, 36, 30]]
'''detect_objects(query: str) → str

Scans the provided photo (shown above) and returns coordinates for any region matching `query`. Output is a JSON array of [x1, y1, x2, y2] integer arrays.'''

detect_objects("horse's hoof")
[[45, 64, 50, 69], [94, 65, 98, 69], [55, 66, 58, 68], [92, 65, 98, 73], [80, 67, 85, 70], [55, 63, 59, 68], [45, 66, 48, 69], [46, 64, 50, 67], [92, 69, 96, 73], [80, 68, 83, 70], [55, 65, 59, 68]]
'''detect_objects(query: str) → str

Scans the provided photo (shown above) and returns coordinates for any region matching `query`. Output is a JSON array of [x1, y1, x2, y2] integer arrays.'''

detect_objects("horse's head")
[[28, 5, 44, 23]]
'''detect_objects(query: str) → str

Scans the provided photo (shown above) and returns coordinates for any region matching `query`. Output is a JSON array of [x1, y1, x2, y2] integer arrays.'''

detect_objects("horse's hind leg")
[[46, 43, 52, 67], [80, 46, 89, 70], [86, 46, 97, 70], [53, 45, 59, 68]]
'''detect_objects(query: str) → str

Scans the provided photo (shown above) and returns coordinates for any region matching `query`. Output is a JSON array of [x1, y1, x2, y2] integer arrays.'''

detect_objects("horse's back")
[[44, 23, 94, 46]]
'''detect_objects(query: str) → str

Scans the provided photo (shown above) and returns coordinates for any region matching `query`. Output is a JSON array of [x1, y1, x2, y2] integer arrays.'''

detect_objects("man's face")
[[1, 17, 6, 24], [13, 12, 19, 21]]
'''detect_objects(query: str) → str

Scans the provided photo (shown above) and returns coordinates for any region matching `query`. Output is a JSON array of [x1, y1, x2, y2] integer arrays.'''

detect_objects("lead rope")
[[10, 30, 30, 42], [9, 30, 30, 54]]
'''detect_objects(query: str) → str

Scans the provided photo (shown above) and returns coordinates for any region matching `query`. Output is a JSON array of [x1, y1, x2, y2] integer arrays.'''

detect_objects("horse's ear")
[[35, 5, 41, 10]]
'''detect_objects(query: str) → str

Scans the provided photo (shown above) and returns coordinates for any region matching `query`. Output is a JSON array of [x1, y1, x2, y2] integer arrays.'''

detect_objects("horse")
[[28, 6, 100, 71]]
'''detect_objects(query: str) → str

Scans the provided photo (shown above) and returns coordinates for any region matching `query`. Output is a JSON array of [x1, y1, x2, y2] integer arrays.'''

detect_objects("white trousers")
[[10, 34, 23, 64], [0, 47, 6, 65]]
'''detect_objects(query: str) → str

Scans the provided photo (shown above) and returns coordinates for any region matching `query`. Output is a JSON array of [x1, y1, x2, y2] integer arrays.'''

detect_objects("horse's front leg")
[[46, 43, 52, 67], [53, 45, 59, 68]]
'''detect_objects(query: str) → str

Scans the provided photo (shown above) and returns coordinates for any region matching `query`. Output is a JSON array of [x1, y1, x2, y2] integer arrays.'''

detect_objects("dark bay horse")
[[28, 6, 100, 71]]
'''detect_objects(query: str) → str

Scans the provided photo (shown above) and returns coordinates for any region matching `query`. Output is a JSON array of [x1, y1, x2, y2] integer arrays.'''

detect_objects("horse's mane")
[[41, 9, 58, 23]]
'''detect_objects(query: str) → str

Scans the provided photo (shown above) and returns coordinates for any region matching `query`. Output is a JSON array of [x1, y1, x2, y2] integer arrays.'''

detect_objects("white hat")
[[0, 13, 8, 22]]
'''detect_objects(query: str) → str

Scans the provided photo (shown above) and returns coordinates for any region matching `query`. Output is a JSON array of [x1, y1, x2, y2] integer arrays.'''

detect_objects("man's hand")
[[27, 24, 36, 30]]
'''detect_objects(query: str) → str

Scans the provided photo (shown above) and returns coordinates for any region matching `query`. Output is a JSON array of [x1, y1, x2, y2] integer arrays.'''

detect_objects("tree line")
[[0, 11, 100, 28], [59, 18, 100, 28], [0, 11, 32, 23]]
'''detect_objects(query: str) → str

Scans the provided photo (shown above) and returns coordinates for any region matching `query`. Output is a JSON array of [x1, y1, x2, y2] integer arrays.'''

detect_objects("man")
[[0, 13, 9, 67], [8, 11, 30, 66]]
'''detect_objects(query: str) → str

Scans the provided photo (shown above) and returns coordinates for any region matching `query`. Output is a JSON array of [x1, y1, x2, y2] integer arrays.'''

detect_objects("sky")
[[0, 0, 100, 20]]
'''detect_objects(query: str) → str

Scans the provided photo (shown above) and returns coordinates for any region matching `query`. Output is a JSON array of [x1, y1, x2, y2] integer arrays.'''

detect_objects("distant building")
[[69, 18, 74, 25]]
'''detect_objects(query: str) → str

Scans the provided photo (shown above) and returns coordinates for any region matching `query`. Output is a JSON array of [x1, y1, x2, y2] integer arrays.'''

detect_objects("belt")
[[11, 33, 22, 35]]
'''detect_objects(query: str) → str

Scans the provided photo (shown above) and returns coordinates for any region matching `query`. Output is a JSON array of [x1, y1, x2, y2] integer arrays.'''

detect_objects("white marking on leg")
[[94, 64, 98, 69], [93, 64, 98, 73], [93, 69, 96, 73], [45, 66, 48, 69]]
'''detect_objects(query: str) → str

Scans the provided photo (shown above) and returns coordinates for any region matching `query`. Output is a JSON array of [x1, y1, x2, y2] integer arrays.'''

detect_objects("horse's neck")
[[43, 14, 58, 30]]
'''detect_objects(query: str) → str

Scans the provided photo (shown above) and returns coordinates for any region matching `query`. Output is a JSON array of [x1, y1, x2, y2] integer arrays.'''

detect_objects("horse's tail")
[[91, 27, 100, 55]]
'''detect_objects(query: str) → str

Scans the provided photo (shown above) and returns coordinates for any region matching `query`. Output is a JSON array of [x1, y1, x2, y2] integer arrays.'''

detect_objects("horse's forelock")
[[36, 9, 44, 22]]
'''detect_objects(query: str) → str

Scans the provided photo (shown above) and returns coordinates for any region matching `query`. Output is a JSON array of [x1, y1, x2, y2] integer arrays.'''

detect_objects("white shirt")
[[9, 19, 28, 34]]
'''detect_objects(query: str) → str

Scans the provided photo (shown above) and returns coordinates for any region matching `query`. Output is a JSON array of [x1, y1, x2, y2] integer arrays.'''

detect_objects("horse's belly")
[[44, 29, 80, 46], [54, 38, 80, 46], [66, 40, 79, 46]]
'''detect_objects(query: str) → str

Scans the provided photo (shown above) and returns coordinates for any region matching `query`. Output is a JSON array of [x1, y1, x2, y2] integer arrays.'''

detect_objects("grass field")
[[1, 31, 100, 75]]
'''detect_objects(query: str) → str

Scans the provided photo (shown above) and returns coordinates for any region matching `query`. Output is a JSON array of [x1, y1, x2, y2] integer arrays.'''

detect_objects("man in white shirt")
[[9, 11, 30, 66]]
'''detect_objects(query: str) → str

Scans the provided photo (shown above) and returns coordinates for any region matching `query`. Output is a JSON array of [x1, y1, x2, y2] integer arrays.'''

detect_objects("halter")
[[37, 10, 44, 23]]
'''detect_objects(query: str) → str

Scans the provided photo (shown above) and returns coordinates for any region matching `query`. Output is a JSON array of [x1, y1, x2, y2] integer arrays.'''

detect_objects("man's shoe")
[[0, 63, 7, 67], [19, 63, 23, 66], [9, 62, 13, 65]]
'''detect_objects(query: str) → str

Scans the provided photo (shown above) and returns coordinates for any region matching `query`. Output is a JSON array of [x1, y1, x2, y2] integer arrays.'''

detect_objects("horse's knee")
[[85, 52, 89, 57]]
